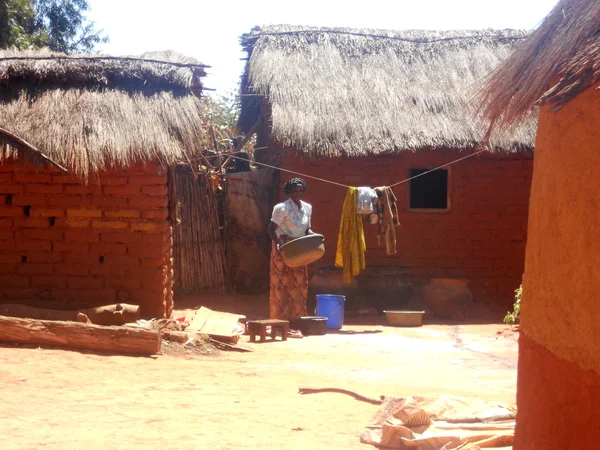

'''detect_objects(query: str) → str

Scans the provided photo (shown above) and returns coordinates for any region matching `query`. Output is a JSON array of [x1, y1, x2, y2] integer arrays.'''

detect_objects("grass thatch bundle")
[[0, 49, 210, 176], [240, 25, 536, 157], [478, 0, 600, 131]]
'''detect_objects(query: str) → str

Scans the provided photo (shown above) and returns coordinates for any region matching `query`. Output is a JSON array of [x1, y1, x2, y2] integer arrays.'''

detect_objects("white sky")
[[87, 0, 558, 95]]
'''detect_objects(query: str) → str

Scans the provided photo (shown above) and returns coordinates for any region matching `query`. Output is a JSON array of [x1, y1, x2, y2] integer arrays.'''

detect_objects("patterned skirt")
[[269, 242, 308, 320]]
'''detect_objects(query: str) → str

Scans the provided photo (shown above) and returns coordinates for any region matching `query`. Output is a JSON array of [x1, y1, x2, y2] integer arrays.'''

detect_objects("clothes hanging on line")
[[374, 186, 400, 256], [356, 186, 378, 215], [335, 187, 366, 284]]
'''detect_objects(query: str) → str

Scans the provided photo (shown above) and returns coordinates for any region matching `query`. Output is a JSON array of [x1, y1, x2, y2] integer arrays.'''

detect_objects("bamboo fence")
[[172, 166, 227, 293]]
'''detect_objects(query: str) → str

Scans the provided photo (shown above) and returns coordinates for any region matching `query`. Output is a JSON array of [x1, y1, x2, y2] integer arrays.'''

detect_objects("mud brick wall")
[[262, 148, 533, 307], [0, 159, 173, 318], [513, 88, 600, 449]]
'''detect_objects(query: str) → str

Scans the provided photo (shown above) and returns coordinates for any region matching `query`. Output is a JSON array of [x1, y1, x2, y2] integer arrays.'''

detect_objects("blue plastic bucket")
[[315, 294, 346, 329]]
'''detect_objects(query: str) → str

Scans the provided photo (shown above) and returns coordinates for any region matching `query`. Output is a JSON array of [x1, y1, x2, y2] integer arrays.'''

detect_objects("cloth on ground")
[[375, 186, 400, 256], [335, 187, 366, 284], [360, 395, 516, 449], [357, 186, 378, 214]]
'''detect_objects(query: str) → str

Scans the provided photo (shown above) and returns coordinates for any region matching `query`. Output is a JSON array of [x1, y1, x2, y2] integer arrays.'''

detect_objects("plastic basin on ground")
[[384, 310, 425, 327]]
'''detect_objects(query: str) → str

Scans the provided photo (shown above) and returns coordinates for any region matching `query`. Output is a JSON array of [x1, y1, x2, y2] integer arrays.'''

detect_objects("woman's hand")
[[306, 229, 323, 241], [277, 235, 291, 251]]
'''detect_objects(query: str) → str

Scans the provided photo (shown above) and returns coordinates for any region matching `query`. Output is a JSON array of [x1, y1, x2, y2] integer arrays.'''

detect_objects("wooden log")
[[0, 315, 161, 355], [0, 303, 140, 325], [76, 313, 92, 324], [79, 304, 140, 325], [220, 117, 262, 170], [162, 330, 191, 343]]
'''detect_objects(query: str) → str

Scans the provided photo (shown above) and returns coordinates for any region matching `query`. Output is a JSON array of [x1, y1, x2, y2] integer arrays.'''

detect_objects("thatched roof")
[[479, 0, 600, 131], [0, 49, 210, 176], [239, 25, 536, 157]]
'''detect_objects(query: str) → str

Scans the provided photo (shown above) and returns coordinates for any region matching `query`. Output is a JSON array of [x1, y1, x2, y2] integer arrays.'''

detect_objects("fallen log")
[[0, 315, 160, 356], [0, 303, 140, 325]]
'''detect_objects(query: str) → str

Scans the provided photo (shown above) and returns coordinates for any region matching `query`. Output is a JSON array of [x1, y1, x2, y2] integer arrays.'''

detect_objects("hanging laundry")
[[356, 186, 378, 214], [375, 186, 400, 256], [335, 187, 366, 284]]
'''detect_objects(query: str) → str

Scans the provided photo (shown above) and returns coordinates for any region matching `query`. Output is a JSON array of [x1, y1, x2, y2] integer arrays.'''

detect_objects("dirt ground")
[[0, 293, 518, 450]]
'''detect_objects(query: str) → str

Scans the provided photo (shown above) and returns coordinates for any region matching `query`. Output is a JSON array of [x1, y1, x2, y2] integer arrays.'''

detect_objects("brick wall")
[[0, 158, 173, 318], [264, 148, 533, 307]]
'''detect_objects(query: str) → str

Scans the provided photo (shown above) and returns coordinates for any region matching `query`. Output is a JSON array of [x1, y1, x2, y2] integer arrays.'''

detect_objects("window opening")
[[409, 168, 448, 210]]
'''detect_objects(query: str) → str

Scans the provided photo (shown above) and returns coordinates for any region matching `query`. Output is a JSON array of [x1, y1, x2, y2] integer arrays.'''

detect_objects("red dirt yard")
[[0, 293, 518, 449]]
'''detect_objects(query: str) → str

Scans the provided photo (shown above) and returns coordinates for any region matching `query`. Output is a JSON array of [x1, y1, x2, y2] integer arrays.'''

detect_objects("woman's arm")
[[305, 203, 314, 235], [268, 221, 283, 248]]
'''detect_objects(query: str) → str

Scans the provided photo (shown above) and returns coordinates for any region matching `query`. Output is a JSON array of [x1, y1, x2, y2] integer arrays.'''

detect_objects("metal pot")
[[289, 316, 328, 336]]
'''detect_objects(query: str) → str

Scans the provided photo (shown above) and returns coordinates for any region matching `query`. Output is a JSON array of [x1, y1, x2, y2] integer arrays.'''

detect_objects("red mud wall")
[[266, 149, 532, 306], [0, 159, 173, 318], [515, 87, 600, 449]]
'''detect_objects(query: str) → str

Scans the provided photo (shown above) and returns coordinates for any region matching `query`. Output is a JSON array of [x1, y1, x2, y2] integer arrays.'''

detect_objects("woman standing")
[[268, 178, 314, 320]]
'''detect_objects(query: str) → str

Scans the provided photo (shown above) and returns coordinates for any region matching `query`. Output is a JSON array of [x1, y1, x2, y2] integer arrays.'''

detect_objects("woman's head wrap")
[[283, 177, 307, 194]]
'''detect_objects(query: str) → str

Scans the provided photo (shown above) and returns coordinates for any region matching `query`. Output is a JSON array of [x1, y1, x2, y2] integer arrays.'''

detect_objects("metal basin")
[[290, 316, 328, 336], [384, 310, 425, 327], [279, 234, 325, 268]]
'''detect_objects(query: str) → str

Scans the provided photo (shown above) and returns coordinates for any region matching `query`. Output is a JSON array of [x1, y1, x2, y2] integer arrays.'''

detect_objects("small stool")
[[247, 319, 289, 342]]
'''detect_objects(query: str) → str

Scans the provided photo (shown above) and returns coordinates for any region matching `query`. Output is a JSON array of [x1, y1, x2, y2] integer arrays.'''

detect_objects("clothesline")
[[220, 154, 350, 188], [389, 149, 487, 187], [218, 149, 488, 189]]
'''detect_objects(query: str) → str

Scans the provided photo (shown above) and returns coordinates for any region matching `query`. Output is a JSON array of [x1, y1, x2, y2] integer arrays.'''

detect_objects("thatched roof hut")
[[477, 4, 600, 448], [0, 49, 209, 176], [239, 25, 536, 156], [478, 0, 600, 131]]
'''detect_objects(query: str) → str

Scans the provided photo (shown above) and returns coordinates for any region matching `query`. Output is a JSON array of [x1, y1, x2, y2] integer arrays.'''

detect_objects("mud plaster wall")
[[515, 333, 600, 450], [514, 86, 600, 450], [520, 85, 600, 374], [259, 149, 533, 307], [0, 159, 174, 318]]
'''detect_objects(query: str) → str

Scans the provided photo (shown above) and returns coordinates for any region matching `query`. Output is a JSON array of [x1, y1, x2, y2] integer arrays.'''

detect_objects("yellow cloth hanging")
[[335, 187, 366, 284]]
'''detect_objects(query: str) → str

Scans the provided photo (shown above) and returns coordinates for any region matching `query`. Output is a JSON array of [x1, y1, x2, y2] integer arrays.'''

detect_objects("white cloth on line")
[[357, 187, 378, 214]]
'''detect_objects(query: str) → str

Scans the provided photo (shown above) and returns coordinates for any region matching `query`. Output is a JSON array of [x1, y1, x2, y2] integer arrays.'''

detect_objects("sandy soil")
[[0, 293, 518, 449]]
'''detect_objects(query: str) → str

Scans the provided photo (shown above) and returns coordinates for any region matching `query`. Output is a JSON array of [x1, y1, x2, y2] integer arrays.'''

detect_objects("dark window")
[[409, 168, 448, 209]]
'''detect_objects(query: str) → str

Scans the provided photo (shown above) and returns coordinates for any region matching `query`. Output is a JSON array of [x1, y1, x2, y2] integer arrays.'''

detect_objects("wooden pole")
[[209, 125, 222, 168], [220, 117, 263, 170], [0, 127, 68, 173], [0, 315, 161, 356], [0, 55, 210, 69]]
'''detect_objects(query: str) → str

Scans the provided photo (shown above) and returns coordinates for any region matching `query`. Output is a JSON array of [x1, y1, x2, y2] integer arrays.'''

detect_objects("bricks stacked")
[[0, 159, 173, 318]]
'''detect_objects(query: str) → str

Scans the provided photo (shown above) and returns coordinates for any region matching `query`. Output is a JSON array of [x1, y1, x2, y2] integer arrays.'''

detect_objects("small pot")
[[290, 316, 328, 336]]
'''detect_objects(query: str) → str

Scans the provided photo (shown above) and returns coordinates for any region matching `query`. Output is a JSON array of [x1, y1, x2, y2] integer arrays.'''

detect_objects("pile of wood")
[[0, 303, 160, 356], [0, 303, 140, 325], [0, 304, 252, 356]]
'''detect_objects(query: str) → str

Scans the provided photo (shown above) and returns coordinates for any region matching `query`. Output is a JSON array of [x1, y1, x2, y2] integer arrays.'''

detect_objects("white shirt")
[[271, 198, 312, 238]]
